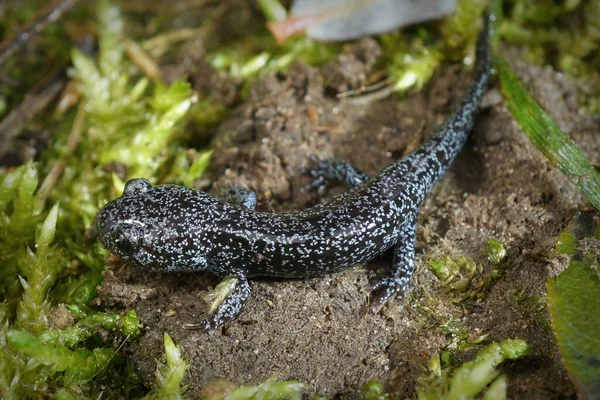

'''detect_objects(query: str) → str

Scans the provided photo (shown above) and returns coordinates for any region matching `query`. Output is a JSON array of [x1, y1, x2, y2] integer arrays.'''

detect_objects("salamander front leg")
[[183, 273, 250, 331], [221, 187, 257, 210], [369, 217, 417, 313], [301, 155, 369, 193]]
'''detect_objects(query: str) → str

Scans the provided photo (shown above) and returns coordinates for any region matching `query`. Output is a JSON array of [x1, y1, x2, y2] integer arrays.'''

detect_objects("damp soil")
[[97, 39, 600, 398]]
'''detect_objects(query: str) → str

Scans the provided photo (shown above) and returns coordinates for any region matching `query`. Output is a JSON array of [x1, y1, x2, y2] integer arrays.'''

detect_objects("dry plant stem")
[[37, 103, 87, 203], [141, 28, 206, 59], [0, 69, 67, 159], [124, 38, 163, 82], [117, 0, 210, 12], [141, 2, 229, 60], [0, 0, 79, 66]]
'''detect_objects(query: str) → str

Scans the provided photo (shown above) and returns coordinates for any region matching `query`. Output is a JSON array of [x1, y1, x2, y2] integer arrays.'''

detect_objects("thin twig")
[[141, 27, 206, 59], [118, 0, 210, 12], [124, 38, 163, 82], [0, 0, 79, 66], [37, 103, 87, 203]]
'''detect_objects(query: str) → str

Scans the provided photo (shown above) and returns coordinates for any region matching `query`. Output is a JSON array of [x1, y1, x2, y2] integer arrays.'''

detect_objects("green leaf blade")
[[547, 213, 600, 397]]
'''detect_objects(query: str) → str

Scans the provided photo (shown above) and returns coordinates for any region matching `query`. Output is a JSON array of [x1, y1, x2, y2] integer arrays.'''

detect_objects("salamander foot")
[[301, 155, 368, 194], [221, 187, 257, 210], [183, 273, 250, 331], [368, 275, 411, 313], [369, 218, 417, 313]]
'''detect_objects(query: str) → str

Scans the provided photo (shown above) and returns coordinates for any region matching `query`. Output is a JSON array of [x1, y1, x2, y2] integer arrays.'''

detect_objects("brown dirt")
[[98, 38, 600, 398]]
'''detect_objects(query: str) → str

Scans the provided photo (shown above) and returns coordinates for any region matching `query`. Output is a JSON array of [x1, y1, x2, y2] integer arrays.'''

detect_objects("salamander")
[[95, 13, 492, 330]]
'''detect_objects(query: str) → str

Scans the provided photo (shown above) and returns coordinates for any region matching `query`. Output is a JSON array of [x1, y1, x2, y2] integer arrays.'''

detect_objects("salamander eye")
[[114, 230, 134, 253], [123, 178, 152, 197], [112, 225, 142, 254]]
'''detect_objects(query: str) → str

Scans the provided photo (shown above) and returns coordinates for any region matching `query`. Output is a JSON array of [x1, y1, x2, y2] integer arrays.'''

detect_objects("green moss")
[[486, 239, 507, 265], [56, 388, 82, 400], [143, 334, 189, 400], [165, 149, 214, 187], [380, 0, 488, 94], [208, 33, 340, 90], [208, 379, 306, 400], [497, 0, 600, 110], [6, 329, 114, 384], [0, 162, 42, 315], [381, 32, 443, 93], [15, 203, 61, 334], [556, 230, 578, 255], [52, 271, 105, 309], [426, 256, 478, 292], [38, 309, 140, 348], [439, 317, 489, 353], [415, 340, 530, 400], [361, 381, 388, 400], [0, 176, 127, 397], [51, 0, 217, 236], [441, 0, 488, 62], [0, 0, 218, 397]]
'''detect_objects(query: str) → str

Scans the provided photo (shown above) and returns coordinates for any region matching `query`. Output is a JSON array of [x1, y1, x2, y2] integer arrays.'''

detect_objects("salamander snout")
[[105, 221, 144, 257], [95, 201, 144, 257], [95, 178, 154, 263]]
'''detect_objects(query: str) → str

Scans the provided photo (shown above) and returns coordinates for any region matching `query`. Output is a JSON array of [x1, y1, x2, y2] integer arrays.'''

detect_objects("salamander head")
[[95, 178, 211, 272]]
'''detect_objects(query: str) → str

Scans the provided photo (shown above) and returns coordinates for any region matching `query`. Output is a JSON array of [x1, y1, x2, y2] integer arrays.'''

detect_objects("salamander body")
[[96, 14, 492, 329]]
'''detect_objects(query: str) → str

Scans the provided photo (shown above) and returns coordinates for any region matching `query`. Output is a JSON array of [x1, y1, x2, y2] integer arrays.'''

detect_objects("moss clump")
[[498, 0, 600, 111], [0, 1, 216, 397], [361, 381, 388, 400], [39, 309, 140, 348], [381, 0, 487, 94], [15, 203, 61, 334], [0, 162, 44, 315], [354, 340, 530, 400], [415, 339, 530, 400], [208, 33, 340, 96], [0, 164, 142, 398], [5, 329, 114, 385], [199, 377, 305, 400], [143, 334, 189, 400], [427, 256, 479, 293], [555, 230, 578, 255], [380, 30, 443, 93], [439, 317, 489, 353], [486, 239, 507, 265], [424, 241, 520, 306]]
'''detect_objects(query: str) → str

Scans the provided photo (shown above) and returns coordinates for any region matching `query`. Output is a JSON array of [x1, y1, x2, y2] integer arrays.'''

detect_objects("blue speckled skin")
[[96, 15, 492, 330]]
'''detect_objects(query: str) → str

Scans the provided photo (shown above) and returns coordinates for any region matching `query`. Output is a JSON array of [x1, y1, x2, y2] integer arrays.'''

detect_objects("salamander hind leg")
[[301, 155, 369, 194], [183, 273, 250, 331], [369, 217, 417, 313], [221, 187, 257, 210]]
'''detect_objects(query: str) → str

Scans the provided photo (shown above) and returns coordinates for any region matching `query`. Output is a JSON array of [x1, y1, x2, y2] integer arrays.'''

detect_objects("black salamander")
[[95, 14, 493, 330]]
